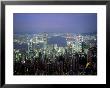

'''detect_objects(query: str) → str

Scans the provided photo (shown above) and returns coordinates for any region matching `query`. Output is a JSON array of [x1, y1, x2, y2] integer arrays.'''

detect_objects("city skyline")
[[13, 13, 97, 75], [13, 13, 97, 34]]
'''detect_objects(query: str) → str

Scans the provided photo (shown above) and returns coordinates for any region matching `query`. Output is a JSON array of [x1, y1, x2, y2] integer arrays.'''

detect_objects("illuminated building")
[[74, 35, 83, 52], [27, 39, 34, 59], [43, 32, 48, 50], [66, 33, 74, 53], [66, 33, 74, 46]]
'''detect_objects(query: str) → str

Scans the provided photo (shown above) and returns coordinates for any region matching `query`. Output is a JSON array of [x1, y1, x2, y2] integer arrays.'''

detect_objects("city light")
[[14, 33, 97, 75]]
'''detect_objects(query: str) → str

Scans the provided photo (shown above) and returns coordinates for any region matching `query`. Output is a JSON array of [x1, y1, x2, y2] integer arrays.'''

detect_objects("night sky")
[[13, 13, 97, 34]]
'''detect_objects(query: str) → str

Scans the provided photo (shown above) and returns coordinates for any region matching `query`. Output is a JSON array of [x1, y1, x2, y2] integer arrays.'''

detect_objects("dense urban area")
[[14, 33, 97, 75]]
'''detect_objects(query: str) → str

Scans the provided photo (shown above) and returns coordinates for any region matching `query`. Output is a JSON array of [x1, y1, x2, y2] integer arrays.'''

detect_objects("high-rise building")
[[74, 35, 83, 52], [27, 39, 34, 59], [43, 32, 48, 50], [66, 33, 74, 46]]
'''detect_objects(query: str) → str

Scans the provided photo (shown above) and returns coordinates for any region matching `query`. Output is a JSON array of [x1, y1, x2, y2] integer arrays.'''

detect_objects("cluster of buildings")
[[13, 33, 97, 75]]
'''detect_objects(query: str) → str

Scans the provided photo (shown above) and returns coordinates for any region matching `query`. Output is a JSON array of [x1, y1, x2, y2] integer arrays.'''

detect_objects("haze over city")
[[13, 13, 97, 34]]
